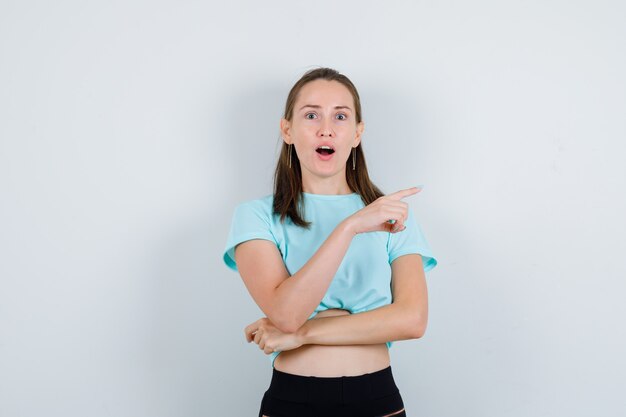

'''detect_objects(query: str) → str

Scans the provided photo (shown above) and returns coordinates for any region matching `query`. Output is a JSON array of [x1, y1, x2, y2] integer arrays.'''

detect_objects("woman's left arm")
[[245, 254, 428, 352], [298, 254, 428, 345]]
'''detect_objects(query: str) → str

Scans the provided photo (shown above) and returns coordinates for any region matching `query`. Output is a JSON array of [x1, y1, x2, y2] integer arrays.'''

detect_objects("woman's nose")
[[318, 119, 334, 137]]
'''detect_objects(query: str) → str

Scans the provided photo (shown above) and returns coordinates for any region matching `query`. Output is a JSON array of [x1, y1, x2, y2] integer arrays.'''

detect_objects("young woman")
[[223, 67, 437, 417]]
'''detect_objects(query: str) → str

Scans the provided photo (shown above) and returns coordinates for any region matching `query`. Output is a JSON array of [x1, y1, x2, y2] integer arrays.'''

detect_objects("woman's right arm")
[[234, 187, 420, 333], [235, 219, 355, 333]]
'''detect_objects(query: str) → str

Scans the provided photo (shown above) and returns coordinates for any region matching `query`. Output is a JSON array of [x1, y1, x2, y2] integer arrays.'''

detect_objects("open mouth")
[[316, 146, 335, 155]]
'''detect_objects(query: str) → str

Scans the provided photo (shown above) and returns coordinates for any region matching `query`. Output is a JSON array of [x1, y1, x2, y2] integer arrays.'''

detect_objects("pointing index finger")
[[386, 186, 422, 200]]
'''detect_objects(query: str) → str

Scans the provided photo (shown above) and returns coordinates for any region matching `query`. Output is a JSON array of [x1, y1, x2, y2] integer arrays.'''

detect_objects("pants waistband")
[[267, 366, 399, 404]]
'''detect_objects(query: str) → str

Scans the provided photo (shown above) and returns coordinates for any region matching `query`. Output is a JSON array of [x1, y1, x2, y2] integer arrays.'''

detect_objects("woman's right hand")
[[344, 187, 422, 235]]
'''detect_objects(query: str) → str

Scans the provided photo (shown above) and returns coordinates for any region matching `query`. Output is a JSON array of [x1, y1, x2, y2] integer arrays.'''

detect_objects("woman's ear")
[[280, 118, 291, 143], [354, 120, 364, 147]]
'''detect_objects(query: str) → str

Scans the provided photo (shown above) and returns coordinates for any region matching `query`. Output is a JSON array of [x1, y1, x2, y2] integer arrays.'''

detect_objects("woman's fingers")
[[386, 186, 421, 201], [253, 328, 263, 345], [383, 186, 421, 231], [387, 218, 407, 233], [245, 321, 260, 342], [345, 186, 419, 235], [383, 207, 407, 230]]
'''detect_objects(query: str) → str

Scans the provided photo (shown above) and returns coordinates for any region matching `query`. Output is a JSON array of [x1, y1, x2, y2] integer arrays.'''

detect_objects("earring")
[[352, 147, 356, 170], [288, 143, 292, 168]]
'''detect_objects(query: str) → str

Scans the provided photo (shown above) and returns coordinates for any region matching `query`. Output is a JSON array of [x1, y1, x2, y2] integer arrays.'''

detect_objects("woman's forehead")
[[296, 79, 354, 108]]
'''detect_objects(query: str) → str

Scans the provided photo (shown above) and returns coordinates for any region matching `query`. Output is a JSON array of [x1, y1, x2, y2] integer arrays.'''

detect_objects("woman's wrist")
[[339, 217, 359, 237]]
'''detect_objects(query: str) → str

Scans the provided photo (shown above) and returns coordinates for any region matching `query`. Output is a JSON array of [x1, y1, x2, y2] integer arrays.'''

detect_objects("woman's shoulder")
[[232, 193, 274, 218]]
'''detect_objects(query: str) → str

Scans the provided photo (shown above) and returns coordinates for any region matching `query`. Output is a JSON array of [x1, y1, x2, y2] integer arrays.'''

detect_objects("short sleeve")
[[222, 201, 278, 272], [387, 209, 437, 272]]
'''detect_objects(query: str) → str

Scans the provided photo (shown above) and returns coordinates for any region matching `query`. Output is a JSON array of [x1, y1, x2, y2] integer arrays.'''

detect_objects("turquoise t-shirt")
[[222, 192, 437, 367]]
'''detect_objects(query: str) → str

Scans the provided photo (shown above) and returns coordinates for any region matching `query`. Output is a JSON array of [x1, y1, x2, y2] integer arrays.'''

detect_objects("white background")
[[1, 1, 625, 416]]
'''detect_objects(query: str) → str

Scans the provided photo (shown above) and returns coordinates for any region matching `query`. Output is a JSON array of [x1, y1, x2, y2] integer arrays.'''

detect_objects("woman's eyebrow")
[[299, 104, 352, 112]]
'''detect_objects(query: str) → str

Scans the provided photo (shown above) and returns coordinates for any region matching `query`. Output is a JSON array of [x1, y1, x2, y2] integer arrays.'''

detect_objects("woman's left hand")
[[244, 317, 304, 354]]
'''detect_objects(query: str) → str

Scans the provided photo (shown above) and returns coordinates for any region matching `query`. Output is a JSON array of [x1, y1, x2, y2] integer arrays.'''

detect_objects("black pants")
[[258, 366, 406, 417]]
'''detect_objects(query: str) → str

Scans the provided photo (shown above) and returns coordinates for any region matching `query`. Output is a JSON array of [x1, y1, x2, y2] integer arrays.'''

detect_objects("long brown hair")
[[273, 67, 385, 227]]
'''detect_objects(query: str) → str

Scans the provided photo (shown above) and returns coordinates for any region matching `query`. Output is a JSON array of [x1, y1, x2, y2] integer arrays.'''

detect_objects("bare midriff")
[[273, 308, 390, 377]]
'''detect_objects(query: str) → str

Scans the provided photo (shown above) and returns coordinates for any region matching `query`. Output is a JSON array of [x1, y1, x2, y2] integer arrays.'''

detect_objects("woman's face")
[[281, 79, 364, 179]]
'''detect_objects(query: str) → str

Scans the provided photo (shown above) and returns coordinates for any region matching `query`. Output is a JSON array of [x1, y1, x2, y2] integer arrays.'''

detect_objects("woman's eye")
[[336, 113, 347, 120], [305, 113, 317, 119]]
